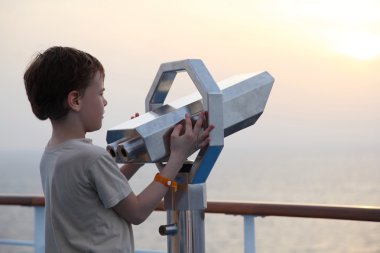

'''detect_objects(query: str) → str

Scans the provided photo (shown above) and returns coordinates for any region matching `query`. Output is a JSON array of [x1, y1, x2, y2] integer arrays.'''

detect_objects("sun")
[[329, 30, 380, 60], [279, 0, 380, 60]]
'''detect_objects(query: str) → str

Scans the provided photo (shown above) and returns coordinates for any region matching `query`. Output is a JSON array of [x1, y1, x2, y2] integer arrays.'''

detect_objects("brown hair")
[[24, 46, 105, 120]]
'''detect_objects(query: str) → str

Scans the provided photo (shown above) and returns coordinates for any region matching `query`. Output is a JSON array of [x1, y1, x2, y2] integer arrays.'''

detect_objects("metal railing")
[[1, 195, 380, 253]]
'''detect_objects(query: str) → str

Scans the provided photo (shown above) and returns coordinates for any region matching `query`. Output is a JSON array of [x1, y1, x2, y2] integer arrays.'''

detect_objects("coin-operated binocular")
[[106, 60, 274, 253]]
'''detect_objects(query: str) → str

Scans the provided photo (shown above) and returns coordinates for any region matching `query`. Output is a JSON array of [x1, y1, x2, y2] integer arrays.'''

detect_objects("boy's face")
[[78, 71, 107, 132]]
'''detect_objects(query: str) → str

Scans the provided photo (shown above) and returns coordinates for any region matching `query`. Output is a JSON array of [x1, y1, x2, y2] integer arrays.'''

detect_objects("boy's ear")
[[67, 90, 81, 112]]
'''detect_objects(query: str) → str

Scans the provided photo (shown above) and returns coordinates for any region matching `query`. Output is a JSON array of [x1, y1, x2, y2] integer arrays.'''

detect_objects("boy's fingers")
[[198, 137, 211, 149], [193, 112, 205, 135], [205, 124, 215, 133], [130, 112, 140, 119], [199, 125, 214, 139], [198, 125, 214, 148], [195, 112, 205, 127], [172, 124, 183, 137], [184, 114, 193, 134]]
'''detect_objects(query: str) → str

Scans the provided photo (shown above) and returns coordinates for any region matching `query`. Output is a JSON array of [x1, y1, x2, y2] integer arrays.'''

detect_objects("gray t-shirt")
[[40, 138, 134, 253]]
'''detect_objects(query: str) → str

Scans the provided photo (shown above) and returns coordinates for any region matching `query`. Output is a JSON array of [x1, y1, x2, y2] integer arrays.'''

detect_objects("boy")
[[23, 46, 214, 253]]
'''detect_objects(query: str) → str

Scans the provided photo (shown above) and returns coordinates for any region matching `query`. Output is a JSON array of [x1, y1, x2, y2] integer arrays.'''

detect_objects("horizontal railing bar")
[[0, 195, 44, 206], [0, 239, 34, 246], [1, 195, 379, 222], [135, 250, 165, 253], [204, 201, 380, 222]]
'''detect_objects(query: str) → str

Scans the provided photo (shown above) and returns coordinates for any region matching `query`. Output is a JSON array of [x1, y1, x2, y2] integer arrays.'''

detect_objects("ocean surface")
[[0, 149, 379, 253]]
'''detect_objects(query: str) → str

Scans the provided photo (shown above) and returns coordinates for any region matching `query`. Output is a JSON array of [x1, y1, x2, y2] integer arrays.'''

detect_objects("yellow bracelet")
[[154, 173, 177, 192]]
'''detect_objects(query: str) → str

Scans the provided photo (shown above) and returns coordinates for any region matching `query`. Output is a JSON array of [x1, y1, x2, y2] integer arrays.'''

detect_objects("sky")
[[0, 0, 379, 158]]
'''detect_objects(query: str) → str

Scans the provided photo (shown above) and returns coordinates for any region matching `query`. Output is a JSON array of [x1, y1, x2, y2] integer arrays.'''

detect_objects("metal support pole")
[[165, 209, 205, 253], [244, 215, 256, 253], [34, 207, 45, 253], [162, 182, 207, 253]]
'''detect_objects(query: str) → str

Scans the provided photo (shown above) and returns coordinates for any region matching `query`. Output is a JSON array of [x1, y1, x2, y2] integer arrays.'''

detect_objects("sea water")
[[0, 149, 379, 253]]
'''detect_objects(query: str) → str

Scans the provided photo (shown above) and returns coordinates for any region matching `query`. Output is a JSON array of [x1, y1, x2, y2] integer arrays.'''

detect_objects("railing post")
[[243, 215, 256, 253], [34, 206, 45, 253]]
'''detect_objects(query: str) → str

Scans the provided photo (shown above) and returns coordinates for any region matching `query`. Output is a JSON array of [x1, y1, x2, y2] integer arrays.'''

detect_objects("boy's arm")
[[113, 151, 186, 225], [113, 112, 214, 225], [120, 163, 143, 180]]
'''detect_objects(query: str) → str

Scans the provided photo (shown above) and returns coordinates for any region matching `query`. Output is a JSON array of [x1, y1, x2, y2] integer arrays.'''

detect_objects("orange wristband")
[[154, 173, 177, 192]]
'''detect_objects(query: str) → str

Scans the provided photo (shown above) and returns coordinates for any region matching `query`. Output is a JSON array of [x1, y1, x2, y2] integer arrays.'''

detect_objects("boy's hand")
[[170, 112, 214, 158], [130, 112, 140, 119]]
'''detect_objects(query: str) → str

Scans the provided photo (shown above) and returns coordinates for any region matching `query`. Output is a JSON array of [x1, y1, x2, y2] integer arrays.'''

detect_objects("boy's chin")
[[87, 124, 102, 133]]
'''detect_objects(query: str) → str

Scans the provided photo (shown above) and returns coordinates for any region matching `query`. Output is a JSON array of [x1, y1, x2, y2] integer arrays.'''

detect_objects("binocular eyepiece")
[[107, 137, 146, 160]]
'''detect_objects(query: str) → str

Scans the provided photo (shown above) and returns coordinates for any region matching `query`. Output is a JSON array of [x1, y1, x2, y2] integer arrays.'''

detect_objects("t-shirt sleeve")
[[89, 153, 133, 208]]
